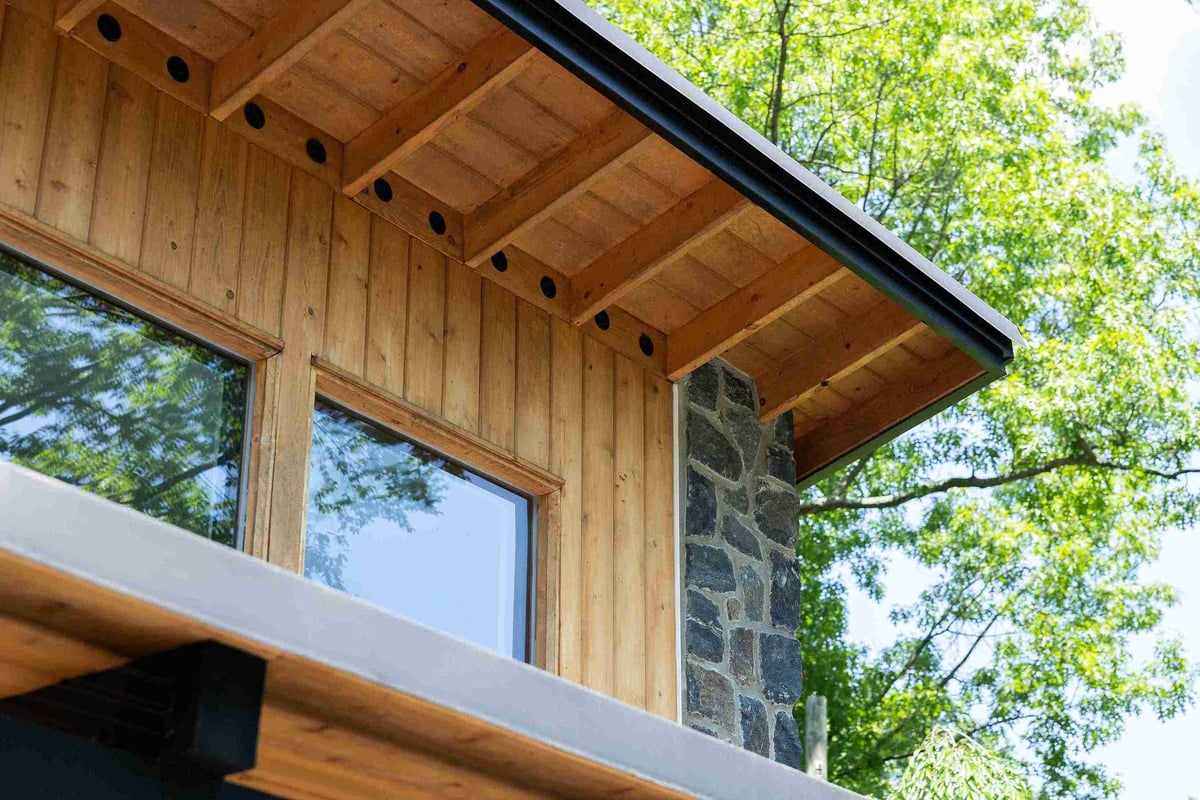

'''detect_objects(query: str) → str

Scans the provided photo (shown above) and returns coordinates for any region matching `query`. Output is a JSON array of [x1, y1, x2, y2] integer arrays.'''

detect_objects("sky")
[[846, 2, 1200, 797]]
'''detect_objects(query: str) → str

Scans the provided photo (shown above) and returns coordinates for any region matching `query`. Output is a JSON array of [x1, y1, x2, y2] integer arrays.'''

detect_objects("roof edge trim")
[[469, 0, 1023, 371]]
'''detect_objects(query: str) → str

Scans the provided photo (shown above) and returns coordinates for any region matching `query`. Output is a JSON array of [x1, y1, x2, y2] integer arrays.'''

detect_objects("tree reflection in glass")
[[306, 401, 531, 659], [0, 250, 249, 545]]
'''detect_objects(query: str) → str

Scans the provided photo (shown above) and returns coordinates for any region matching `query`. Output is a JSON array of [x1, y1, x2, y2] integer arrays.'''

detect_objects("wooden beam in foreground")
[[463, 111, 653, 267], [210, 0, 371, 120], [54, 0, 104, 31], [665, 244, 848, 380], [757, 300, 926, 421], [343, 28, 536, 196], [793, 348, 983, 481], [570, 180, 748, 325]]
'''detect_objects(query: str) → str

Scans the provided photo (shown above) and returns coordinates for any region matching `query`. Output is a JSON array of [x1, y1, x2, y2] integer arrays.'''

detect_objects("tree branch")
[[798, 456, 1200, 515]]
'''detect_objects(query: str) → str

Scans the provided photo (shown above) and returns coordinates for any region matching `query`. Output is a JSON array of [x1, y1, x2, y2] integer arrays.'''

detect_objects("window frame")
[[0, 216, 282, 553], [311, 361, 564, 669]]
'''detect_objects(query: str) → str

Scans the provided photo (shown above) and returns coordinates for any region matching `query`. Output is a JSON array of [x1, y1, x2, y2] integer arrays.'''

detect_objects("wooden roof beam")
[[54, 0, 104, 31], [210, 0, 371, 120], [464, 112, 654, 268], [343, 28, 536, 196], [570, 180, 748, 325], [665, 245, 849, 380], [757, 300, 927, 421], [793, 349, 984, 482]]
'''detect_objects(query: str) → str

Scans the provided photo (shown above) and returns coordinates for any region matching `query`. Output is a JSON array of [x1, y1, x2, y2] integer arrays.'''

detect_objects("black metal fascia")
[[0, 641, 267, 783], [468, 0, 1020, 373]]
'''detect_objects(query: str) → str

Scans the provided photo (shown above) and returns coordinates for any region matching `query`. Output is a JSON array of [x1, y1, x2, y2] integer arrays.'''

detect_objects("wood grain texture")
[[464, 112, 652, 267], [443, 259, 482, 432], [0, 5, 56, 214], [267, 168, 332, 573], [613, 355, 646, 708], [54, 0, 102, 31], [2, 16, 684, 718], [190, 117, 247, 312], [794, 348, 984, 481], [667, 245, 847, 379], [365, 217, 409, 396], [643, 373, 677, 719], [758, 300, 926, 421], [550, 318, 584, 682], [70, 2, 212, 112], [35, 37, 107, 240], [210, 0, 372, 119], [403, 237, 447, 414], [89, 65, 156, 265], [571, 180, 747, 324], [344, 27, 535, 195], [480, 279, 517, 450], [581, 335, 615, 694], [140, 93, 203, 289], [323, 194, 371, 373], [516, 300, 551, 468], [237, 145, 291, 335]]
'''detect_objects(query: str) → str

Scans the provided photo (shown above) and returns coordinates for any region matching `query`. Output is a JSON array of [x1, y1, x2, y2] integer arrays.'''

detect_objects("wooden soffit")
[[24, 0, 1019, 481]]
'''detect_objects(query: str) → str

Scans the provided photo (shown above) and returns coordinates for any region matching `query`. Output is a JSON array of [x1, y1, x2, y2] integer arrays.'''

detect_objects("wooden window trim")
[[0, 205, 282, 555], [313, 358, 563, 673]]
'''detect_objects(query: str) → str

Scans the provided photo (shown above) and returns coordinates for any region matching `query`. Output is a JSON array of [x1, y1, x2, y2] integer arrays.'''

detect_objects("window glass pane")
[[306, 400, 531, 659], [0, 249, 249, 546]]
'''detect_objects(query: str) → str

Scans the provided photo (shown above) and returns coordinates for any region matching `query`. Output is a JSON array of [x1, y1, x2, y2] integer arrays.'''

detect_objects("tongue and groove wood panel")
[[0, 5, 678, 721]]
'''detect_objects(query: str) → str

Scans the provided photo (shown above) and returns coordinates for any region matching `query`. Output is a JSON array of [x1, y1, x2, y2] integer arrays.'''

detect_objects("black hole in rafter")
[[97, 14, 121, 42], [306, 138, 327, 165], [428, 211, 447, 236], [639, 334, 655, 357], [594, 311, 611, 331], [491, 252, 508, 272], [540, 276, 557, 299], [373, 178, 393, 202], [243, 102, 266, 130], [166, 56, 190, 83]]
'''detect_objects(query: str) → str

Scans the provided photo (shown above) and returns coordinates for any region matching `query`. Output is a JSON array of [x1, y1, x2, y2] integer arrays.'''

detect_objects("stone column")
[[680, 359, 804, 768]]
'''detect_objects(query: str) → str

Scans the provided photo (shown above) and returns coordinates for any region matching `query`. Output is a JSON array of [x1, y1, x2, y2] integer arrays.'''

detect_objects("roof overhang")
[[39, 0, 1022, 481], [0, 463, 864, 800]]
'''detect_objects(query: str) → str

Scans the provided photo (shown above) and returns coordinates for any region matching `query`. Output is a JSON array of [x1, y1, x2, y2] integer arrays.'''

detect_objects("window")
[[305, 399, 532, 660], [0, 249, 250, 546]]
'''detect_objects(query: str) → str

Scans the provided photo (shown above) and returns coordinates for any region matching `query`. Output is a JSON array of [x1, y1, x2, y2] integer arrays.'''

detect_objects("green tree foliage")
[[891, 727, 1031, 800], [305, 401, 455, 589], [0, 252, 248, 543], [594, 0, 1199, 797]]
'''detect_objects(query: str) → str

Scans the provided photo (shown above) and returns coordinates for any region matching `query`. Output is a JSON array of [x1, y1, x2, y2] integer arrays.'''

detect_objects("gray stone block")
[[727, 597, 742, 621], [686, 544, 736, 592], [770, 550, 801, 632], [688, 410, 743, 481], [755, 483, 799, 546], [722, 515, 762, 559], [687, 619, 725, 663], [689, 362, 719, 410], [740, 695, 770, 757], [740, 565, 764, 622], [722, 366, 756, 411], [760, 633, 803, 704], [725, 484, 749, 514], [773, 710, 804, 769], [773, 411, 794, 449], [730, 627, 755, 687], [721, 404, 761, 466], [686, 661, 734, 728], [687, 589, 722, 628], [767, 445, 796, 484], [685, 467, 718, 538]]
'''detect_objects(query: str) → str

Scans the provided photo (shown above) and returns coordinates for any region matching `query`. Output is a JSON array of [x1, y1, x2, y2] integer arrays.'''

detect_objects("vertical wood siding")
[[0, 4, 677, 718]]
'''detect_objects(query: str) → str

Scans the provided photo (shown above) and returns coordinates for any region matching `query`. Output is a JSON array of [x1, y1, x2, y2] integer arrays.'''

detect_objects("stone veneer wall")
[[681, 359, 805, 767]]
